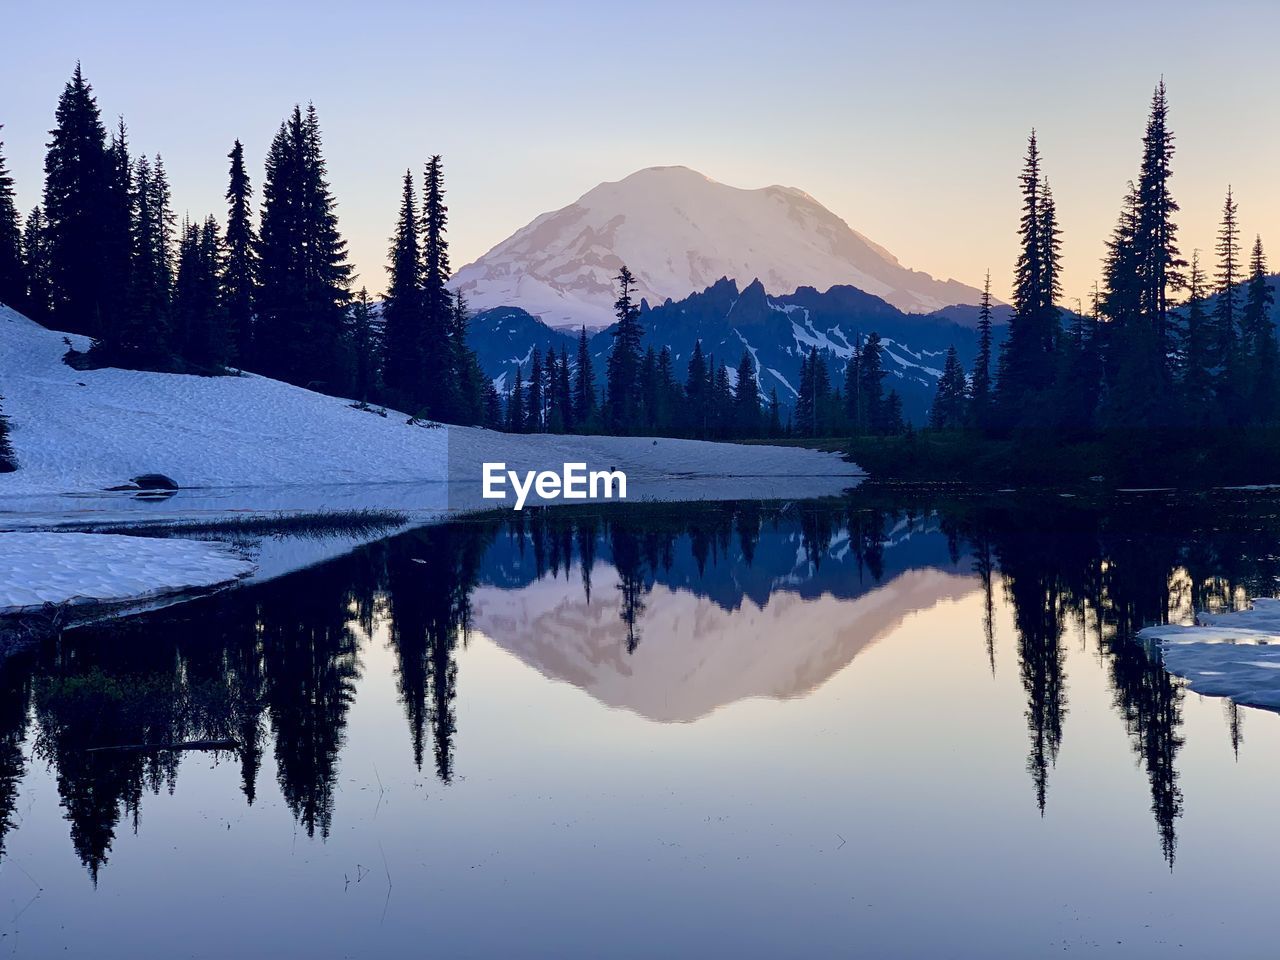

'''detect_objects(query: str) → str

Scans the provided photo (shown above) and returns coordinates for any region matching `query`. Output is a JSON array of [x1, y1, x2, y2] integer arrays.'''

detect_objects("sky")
[[4, 0, 1280, 308]]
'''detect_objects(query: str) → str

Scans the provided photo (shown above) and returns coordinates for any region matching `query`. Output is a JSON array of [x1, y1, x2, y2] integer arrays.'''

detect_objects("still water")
[[3, 489, 1280, 958]]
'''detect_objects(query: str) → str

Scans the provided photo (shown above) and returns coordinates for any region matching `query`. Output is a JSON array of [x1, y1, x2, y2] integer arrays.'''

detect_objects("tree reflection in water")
[[4, 490, 1280, 877]]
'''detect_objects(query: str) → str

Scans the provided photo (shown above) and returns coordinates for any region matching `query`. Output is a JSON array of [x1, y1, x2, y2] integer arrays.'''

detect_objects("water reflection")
[[4, 490, 1280, 882]]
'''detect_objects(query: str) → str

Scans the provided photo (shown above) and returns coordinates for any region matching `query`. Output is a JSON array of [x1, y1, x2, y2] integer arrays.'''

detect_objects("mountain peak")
[[451, 167, 985, 329]]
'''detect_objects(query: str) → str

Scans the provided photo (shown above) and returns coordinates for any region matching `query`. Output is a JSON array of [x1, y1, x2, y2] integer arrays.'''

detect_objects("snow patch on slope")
[[0, 305, 859, 500], [0, 532, 252, 614]]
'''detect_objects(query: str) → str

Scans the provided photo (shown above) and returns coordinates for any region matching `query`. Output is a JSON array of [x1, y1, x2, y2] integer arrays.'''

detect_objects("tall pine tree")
[[382, 170, 423, 406], [21, 207, 53, 324], [101, 153, 175, 368], [605, 266, 643, 432], [43, 64, 114, 336], [173, 214, 227, 371], [734, 350, 760, 436], [1179, 251, 1213, 424], [969, 271, 994, 427], [930, 346, 968, 430], [996, 131, 1061, 424], [1212, 187, 1243, 415], [349, 287, 381, 403], [574, 325, 596, 430], [0, 129, 27, 311], [418, 155, 454, 420], [255, 105, 352, 393], [223, 139, 257, 365], [1136, 79, 1184, 359]]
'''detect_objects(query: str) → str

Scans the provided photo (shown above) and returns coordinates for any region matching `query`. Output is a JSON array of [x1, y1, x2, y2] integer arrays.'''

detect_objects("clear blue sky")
[[4, 0, 1279, 305]]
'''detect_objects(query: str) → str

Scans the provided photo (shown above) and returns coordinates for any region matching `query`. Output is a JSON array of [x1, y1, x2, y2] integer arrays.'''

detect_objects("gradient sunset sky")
[[4, 0, 1279, 309]]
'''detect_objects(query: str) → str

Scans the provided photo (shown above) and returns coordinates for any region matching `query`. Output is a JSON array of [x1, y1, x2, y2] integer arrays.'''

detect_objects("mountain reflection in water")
[[3, 488, 1280, 898]]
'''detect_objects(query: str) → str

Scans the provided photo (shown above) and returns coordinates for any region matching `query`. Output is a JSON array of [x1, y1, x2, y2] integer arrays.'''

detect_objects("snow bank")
[[1138, 599, 1280, 711], [0, 306, 858, 499], [0, 532, 253, 614]]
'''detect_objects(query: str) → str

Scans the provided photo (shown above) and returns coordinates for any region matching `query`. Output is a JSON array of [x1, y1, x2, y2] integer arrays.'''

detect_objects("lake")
[[2, 487, 1279, 958]]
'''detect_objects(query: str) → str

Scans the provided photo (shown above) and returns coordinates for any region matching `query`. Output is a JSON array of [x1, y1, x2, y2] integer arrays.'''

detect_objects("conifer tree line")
[[6, 70, 1280, 444], [0, 65, 490, 425], [492, 266, 909, 441], [927, 80, 1280, 436]]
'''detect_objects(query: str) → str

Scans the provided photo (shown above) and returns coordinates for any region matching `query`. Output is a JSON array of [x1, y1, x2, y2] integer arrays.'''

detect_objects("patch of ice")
[[1138, 598, 1280, 711], [0, 532, 254, 614]]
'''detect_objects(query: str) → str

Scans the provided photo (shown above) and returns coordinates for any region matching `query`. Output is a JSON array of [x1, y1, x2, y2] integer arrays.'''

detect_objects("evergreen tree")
[[969, 271, 994, 426], [795, 347, 831, 436], [101, 119, 133, 327], [483, 378, 503, 429], [1039, 180, 1063, 333], [172, 214, 227, 370], [382, 170, 423, 406], [1136, 79, 1184, 358], [639, 346, 658, 431], [734, 350, 760, 436], [767, 387, 782, 437], [843, 341, 862, 431], [685, 339, 708, 437], [712, 360, 735, 437], [506, 367, 525, 432], [449, 292, 486, 425], [223, 139, 257, 364], [857, 332, 887, 433], [0, 129, 27, 311], [1213, 188, 1243, 414], [1241, 235, 1278, 421], [656, 345, 679, 433], [544, 348, 563, 432], [574, 326, 596, 430], [418, 155, 454, 420], [349, 287, 380, 402], [558, 345, 575, 432], [605, 266, 644, 432], [1056, 286, 1103, 433], [527, 348, 543, 432], [103, 153, 175, 367], [255, 105, 352, 393], [1101, 182, 1161, 427], [996, 131, 1061, 423], [930, 346, 968, 430], [1213, 188, 1242, 361], [883, 390, 906, 435], [21, 207, 53, 323], [43, 64, 113, 336], [1179, 252, 1213, 424]]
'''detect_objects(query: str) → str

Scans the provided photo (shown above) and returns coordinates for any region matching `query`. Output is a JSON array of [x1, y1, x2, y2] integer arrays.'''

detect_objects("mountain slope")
[[0, 305, 856, 499], [468, 278, 1010, 424], [452, 166, 987, 328]]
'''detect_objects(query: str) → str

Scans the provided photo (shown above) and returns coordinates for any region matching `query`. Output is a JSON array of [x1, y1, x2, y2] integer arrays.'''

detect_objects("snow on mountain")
[[468, 278, 1007, 424], [473, 566, 975, 723], [0, 305, 857, 501], [451, 165, 986, 329]]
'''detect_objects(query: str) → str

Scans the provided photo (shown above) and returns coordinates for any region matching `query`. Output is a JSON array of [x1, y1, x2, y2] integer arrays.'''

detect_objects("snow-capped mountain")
[[451, 165, 987, 329]]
